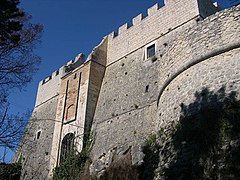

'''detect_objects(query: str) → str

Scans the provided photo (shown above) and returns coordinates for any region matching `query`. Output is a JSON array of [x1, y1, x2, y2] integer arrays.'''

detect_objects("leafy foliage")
[[147, 133, 157, 146], [165, 88, 240, 179], [53, 152, 89, 180], [0, 0, 43, 104], [0, 162, 21, 180], [138, 139, 160, 180], [144, 87, 240, 179], [53, 134, 95, 180]]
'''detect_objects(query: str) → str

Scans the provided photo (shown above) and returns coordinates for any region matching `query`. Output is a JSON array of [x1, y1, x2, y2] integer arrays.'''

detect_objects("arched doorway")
[[60, 133, 75, 163]]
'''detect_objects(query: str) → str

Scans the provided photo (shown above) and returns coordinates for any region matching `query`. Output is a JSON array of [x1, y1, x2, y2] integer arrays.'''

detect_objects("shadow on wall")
[[158, 87, 240, 179], [98, 148, 139, 180], [95, 87, 240, 180]]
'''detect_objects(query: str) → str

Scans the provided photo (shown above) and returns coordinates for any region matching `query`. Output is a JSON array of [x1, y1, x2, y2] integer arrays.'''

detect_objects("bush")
[[0, 162, 21, 180]]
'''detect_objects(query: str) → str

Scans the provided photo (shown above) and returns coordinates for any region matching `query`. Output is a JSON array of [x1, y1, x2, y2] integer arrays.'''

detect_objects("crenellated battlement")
[[39, 0, 220, 85], [109, 2, 163, 38], [108, 0, 220, 39], [40, 70, 59, 85], [118, 23, 131, 36], [106, 0, 220, 65], [132, 13, 145, 26], [40, 53, 85, 86], [147, 2, 160, 16], [35, 53, 85, 107]]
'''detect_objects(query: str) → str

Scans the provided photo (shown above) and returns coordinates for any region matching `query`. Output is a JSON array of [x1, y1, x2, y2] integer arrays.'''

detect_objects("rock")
[[131, 145, 145, 165]]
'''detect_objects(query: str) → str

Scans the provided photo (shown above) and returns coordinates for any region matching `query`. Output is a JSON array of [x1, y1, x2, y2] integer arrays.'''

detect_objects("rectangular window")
[[147, 44, 155, 58]]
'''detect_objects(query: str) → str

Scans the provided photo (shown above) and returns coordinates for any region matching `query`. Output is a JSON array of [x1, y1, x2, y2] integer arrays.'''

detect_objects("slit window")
[[147, 44, 155, 58], [36, 130, 41, 140], [145, 85, 149, 93]]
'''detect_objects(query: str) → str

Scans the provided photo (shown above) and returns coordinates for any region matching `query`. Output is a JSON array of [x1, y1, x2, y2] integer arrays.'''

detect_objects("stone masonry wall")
[[90, 4, 239, 176], [106, 0, 218, 65], [14, 56, 87, 179], [13, 1, 239, 179], [35, 70, 61, 107], [48, 63, 91, 177], [13, 63, 63, 179], [154, 6, 240, 176], [13, 97, 59, 180], [157, 5, 240, 129], [84, 61, 106, 137]]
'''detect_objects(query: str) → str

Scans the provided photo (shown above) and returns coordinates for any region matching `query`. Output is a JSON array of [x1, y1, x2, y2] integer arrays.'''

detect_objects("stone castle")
[[14, 0, 240, 179]]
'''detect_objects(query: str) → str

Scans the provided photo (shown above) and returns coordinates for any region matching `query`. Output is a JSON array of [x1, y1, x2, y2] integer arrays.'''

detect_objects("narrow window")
[[147, 44, 155, 58], [36, 130, 41, 140], [145, 85, 149, 93]]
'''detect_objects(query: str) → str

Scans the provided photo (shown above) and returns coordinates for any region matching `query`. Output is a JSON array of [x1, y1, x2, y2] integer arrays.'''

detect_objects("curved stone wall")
[[156, 5, 240, 128], [157, 47, 240, 129], [90, 5, 240, 174]]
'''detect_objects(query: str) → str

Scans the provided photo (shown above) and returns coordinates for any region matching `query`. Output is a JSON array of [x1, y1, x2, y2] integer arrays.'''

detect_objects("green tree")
[[0, 0, 43, 156]]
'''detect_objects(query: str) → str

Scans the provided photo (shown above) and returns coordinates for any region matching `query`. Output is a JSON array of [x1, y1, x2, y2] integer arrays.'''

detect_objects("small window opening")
[[145, 85, 149, 93], [74, 73, 77, 79], [147, 44, 155, 58], [36, 131, 41, 140]]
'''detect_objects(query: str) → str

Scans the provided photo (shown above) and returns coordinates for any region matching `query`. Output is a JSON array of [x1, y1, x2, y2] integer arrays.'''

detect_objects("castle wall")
[[13, 54, 89, 179], [84, 61, 106, 137], [13, 97, 59, 180], [35, 70, 61, 107], [13, 1, 240, 179], [48, 37, 107, 177], [83, 37, 108, 136], [48, 63, 91, 177], [13, 66, 63, 179], [90, 3, 239, 174], [158, 48, 240, 130], [106, 0, 218, 65], [157, 5, 240, 129]]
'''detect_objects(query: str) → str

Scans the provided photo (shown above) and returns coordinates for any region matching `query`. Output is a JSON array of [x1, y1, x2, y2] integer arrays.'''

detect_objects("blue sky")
[[2, 0, 236, 162]]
